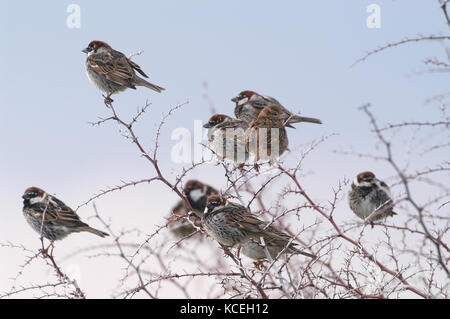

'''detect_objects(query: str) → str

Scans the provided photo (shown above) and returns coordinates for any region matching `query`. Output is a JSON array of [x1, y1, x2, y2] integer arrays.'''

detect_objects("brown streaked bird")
[[203, 114, 249, 164], [348, 172, 397, 223], [82, 40, 165, 105], [232, 90, 322, 127], [245, 105, 291, 162], [22, 187, 109, 241], [202, 195, 316, 261]]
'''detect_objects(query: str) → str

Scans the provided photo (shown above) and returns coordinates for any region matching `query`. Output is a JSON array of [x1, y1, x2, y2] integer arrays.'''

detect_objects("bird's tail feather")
[[135, 77, 165, 93], [288, 115, 322, 125], [290, 246, 317, 259], [81, 226, 109, 238]]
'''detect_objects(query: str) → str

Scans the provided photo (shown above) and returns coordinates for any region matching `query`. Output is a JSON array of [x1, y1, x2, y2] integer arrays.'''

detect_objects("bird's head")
[[205, 194, 226, 211], [203, 114, 231, 128], [355, 171, 376, 187], [183, 180, 205, 195], [258, 105, 289, 121], [82, 40, 111, 55], [231, 90, 257, 105], [22, 187, 46, 205]]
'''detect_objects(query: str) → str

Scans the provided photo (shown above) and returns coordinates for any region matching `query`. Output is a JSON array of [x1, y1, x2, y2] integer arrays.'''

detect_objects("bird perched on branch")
[[202, 195, 316, 263], [82, 40, 165, 105], [232, 90, 322, 127], [245, 105, 291, 162], [168, 180, 218, 238], [183, 180, 219, 217], [22, 187, 109, 241], [348, 171, 397, 224], [203, 114, 249, 164]]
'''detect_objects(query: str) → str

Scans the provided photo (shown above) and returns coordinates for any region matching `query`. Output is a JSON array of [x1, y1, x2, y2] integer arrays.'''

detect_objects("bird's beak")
[[231, 96, 239, 103], [82, 47, 91, 54], [22, 194, 29, 200], [203, 123, 212, 128]]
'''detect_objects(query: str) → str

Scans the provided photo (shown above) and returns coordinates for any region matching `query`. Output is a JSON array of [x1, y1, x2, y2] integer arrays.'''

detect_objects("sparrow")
[[245, 105, 291, 162], [202, 195, 316, 260], [348, 171, 397, 222], [82, 40, 165, 104], [167, 199, 200, 238], [232, 90, 322, 127], [22, 187, 109, 241], [203, 114, 249, 163], [183, 180, 219, 217]]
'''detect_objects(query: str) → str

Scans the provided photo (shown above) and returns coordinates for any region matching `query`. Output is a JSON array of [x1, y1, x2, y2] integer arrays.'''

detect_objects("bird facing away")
[[202, 195, 316, 260], [183, 180, 219, 217], [232, 90, 322, 127], [22, 187, 109, 241], [82, 40, 165, 104], [245, 105, 291, 162], [203, 114, 249, 164], [168, 180, 218, 238], [348, 171, 397, 222]]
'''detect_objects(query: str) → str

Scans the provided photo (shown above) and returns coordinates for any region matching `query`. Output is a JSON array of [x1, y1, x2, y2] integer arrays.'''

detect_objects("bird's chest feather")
[[85, 65, 108, 91], [23, 208, 70, 240], [349, 186, 380, 217], [203, 212, 246, 246]]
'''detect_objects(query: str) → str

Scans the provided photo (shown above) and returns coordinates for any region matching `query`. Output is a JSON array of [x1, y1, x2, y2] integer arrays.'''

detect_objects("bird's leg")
[[49, 241, 55, 256], [253, 162, 260, 172], [103, 92, 114, 106], [253, 260, 266, 270], [236, 246, 241, 258], [238, 163, 246, 173], [39, 239, 54, 257]]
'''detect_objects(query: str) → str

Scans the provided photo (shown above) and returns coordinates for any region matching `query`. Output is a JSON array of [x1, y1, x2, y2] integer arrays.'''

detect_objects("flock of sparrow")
[[22, 41, 397, 264]]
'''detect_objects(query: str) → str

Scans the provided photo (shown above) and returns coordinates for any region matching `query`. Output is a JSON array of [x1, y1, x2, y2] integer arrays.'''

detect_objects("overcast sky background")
[[0, 1, 448, 298]]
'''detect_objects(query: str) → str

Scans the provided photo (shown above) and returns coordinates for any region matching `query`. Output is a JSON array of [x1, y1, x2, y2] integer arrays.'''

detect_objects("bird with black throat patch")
[[22, 187, 109, 241], [348, 171, 397, 224], [202, 194, 316, 267], [183, 180, 219, 217]]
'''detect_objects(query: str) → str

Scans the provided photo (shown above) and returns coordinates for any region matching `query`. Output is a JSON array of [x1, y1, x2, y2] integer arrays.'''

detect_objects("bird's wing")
[[127, 59, 149, 78], [223, 205, 266, 234], [378, 180, 392, 196], [249, 96, 270, 109], [264, 96, 296, 116], [224, 207, 294, 247], [263, 95, 282, 106], [30, 196, 88, 228], [216, 119, 248, 130], [87, 50, 136, 88], [217, 120, 248, 139]]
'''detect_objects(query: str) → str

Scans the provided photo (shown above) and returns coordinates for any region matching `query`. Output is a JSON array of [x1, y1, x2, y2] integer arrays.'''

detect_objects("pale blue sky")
[[0, 1, 448, 296]]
